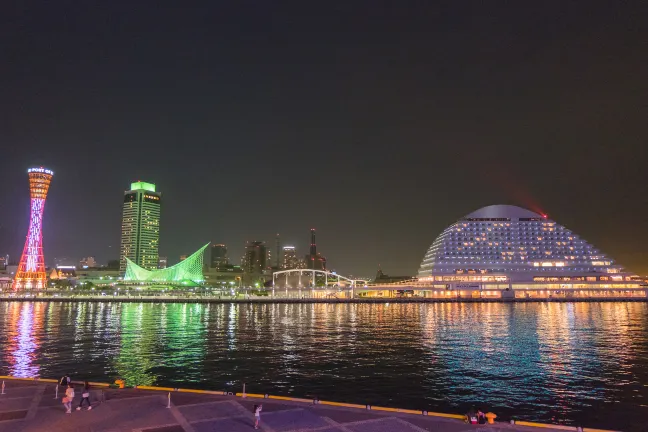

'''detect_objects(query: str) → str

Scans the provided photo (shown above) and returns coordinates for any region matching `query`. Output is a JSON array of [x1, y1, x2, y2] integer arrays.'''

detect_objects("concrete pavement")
[[0, 379, 606, 432]]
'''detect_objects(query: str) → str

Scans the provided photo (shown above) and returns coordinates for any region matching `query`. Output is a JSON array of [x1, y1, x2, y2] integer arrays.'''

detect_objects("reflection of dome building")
[[416, 205, 645, 299]]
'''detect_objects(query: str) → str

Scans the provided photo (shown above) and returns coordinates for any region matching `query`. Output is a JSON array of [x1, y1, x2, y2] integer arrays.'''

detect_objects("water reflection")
[[4, 302, 43, 377], [0, 301, 647, 428]]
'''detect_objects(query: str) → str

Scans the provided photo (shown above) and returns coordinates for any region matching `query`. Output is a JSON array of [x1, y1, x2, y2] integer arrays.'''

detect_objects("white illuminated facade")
[[397, 205, 647, 299]]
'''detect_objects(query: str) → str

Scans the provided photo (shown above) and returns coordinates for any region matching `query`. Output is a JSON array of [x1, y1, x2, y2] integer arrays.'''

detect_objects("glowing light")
[[124, 243, 208, 284], [130, 181, 156, 192], [12, 168, 53, 291]]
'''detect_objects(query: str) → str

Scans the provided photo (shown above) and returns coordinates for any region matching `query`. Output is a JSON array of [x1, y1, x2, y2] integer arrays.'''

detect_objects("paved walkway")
[[0, 379, 586, 432]]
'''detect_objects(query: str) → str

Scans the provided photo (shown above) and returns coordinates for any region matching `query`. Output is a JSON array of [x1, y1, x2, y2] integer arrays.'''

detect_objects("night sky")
[[1, 2, 647, 277]]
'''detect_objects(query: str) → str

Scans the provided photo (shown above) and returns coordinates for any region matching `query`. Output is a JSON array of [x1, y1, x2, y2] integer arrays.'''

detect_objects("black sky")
[[1, 1, 647, 276]]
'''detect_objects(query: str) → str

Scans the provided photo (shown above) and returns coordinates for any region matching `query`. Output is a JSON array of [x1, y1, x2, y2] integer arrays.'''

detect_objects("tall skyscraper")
[[13, 167, 54, 290], [305, 229, 327, 270], [210, 244, 228, 268], [275, 233, 281, 268], [119, 181, 161, 273], [242, 241, 267, 274]]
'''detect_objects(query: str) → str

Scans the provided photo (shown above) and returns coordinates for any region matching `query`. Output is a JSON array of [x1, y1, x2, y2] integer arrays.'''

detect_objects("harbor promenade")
[[1, 295, 647, 304], [0, 378, 616, 432]]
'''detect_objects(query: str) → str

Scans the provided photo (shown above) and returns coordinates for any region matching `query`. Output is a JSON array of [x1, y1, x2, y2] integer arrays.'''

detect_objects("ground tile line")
[[395, 416, 436, 432], [190, 414, 248, 424], [103, 394, 167, 404], [25, 385, 46, 421], [0, 395, 34, 401], [259, 407, 308, 416], [175, 399, 237, 408], [166, 397, 197, 432], [286, 418, 354, 432], [338, 415, 406, 427], [0, 385, 41, 391], [132, 422, 183, 432], [321, 416, 354, 432]]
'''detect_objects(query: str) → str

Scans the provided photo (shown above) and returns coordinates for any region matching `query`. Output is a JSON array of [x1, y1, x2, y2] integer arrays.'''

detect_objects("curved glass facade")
[[418, 205, 631, 283]]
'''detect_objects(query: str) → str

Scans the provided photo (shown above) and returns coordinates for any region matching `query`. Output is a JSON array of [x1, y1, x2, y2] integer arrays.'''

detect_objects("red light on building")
[[12, 168, 54, 290]]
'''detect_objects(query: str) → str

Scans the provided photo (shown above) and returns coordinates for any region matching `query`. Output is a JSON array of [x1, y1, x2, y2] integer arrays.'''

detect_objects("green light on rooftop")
[[130, 181, 156, 192]]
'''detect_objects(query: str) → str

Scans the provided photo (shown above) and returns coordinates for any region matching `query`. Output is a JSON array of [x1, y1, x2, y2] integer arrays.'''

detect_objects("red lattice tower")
[[12, 167, 54, 290]]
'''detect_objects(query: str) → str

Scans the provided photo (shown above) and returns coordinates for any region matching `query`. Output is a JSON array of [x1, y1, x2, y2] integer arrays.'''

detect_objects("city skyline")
[[0, 2, 647, 276]]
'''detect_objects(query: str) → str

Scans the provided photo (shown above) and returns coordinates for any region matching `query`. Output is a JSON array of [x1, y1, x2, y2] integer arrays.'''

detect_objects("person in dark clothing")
[[478, 409, 486, 424], [59, 375, 71, 387], [77, 381, 92, 411]]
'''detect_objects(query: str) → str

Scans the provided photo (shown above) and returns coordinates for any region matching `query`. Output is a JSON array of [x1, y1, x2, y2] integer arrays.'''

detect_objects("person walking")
[[254, 404, 262, 429], [63, 384, 75, 414], [76, 381, 92, 411]]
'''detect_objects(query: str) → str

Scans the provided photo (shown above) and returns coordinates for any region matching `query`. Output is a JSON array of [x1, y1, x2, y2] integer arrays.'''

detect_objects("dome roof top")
[[462, 205, 542, 220]]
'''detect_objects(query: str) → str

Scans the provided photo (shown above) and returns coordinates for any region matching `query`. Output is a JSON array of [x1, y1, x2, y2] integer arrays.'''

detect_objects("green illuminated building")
[[120, 181, 161, 273], [124, 243, 209, 285]]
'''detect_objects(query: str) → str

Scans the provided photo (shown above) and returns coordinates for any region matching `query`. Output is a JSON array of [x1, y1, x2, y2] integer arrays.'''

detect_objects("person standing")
[[63, 384, 75, 414], [76, 381, 92, 411], [254, 404, 262, 429], [59, 374, 71, 388]]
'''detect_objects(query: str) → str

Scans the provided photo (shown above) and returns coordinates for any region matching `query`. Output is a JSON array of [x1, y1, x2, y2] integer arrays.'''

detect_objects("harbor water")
[[0, 301, 646, 429]]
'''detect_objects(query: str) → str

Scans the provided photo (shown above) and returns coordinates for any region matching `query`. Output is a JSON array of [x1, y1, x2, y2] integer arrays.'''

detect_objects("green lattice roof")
[[124, 243, 208, 284]]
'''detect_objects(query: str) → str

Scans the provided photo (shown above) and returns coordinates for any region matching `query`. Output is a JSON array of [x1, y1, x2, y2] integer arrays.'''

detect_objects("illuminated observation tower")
[[12, 167, 54, 290]]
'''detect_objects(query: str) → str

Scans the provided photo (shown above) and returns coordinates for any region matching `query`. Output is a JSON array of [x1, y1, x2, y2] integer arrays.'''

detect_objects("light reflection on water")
[[0, 301, 646, 429]]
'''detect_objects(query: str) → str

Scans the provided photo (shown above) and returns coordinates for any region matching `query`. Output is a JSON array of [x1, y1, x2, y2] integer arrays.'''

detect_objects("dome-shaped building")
[[414, 205, 645, 299]]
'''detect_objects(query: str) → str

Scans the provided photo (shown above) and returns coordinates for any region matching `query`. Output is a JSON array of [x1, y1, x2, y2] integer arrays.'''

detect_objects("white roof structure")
[[418, 205, 630, 282]]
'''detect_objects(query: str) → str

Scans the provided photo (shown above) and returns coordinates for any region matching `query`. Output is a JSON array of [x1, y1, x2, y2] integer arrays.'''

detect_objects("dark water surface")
[[0, 301, 647, 429]]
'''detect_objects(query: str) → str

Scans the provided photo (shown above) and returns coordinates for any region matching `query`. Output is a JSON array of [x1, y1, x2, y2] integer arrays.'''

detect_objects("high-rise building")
[[210, 244, 228, 268], [305, 229, 327, 270], [275, 234, 281, 268], [119, 181, 161, 273], [13, 167, 54, 290], [158, 256, 168, 269], [282, 246, 298, 269], [180, 255, 187, 261], [0, 254, 8, 270], [242, 241, 267, 274]]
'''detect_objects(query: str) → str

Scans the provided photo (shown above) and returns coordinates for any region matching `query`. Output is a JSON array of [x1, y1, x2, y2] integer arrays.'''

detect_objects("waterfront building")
[[242, 241, 267, 274], [12, 167, 54, 290], [123, 243, 208, 285], [203, 264, 244, 287], [282, 246, 298, 269], [210, 244, 228, 268], [305, 229, 327, 271], [55, 266, 77, 278], [403, 204, 646, 299], [119, 181, 161, 273]]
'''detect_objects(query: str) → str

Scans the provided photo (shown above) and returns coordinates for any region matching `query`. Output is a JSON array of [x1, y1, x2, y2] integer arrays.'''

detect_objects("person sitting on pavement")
[[466, 407, 478, 424]]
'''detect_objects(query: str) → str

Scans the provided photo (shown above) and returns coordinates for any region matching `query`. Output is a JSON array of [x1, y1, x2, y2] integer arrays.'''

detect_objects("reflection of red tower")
[[12, 167, 54, 290]]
